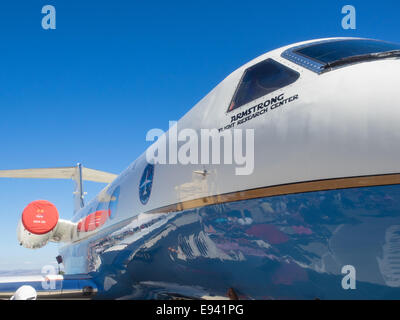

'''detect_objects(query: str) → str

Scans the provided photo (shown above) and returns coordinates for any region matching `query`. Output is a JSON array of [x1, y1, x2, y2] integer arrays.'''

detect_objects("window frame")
[[227, 58, 300, 113]]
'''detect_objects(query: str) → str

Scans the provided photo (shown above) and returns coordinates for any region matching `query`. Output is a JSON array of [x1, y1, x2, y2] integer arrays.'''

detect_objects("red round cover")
[[22, 200, 59, 235]]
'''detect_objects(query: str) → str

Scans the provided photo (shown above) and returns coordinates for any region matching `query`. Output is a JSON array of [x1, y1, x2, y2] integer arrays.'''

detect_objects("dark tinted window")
[[295, 39, 400, 64], [108, 186, 120, 219], [228, 59, 299, 112]]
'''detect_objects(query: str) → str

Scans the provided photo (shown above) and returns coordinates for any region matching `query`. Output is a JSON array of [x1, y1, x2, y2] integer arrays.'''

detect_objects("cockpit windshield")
[[295, 39, 400, 64], [282, 39, 400, 74]]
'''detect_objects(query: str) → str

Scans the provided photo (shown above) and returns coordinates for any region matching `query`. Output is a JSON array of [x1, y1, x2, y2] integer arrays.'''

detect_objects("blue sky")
[[0, 0, 399, 271]]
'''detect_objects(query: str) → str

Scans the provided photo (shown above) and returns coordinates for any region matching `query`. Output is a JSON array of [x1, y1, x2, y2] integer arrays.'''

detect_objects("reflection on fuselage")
[[60, 184, 400, 299]]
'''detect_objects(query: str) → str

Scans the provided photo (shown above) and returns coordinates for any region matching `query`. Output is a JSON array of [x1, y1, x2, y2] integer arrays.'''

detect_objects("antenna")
[[73, 163, 85, 213]]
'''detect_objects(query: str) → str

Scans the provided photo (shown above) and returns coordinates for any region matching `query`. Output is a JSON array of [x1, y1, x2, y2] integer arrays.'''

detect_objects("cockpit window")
[[108, 186, 120, 219], [282, 39, 400, 74], [295, 39, 400, 64], [228, 59, 299, 112]]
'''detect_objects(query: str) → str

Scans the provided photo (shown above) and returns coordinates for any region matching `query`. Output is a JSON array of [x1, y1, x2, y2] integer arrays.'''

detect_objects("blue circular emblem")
[[139, 163, 154, 205]]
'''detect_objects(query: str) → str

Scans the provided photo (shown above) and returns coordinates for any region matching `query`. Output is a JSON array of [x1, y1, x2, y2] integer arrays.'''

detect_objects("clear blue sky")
[[0, 0, 399, 272]]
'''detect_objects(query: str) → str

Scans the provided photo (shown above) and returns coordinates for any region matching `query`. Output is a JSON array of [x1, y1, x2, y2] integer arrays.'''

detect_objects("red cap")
[[22, 200, 59, 235]]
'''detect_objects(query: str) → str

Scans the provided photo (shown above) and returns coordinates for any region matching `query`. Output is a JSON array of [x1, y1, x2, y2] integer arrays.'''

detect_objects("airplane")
[[1, 37, 400, 299]]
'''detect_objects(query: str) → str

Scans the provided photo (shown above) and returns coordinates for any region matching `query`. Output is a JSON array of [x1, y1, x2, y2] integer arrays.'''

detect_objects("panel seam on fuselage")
[[145, 173, 400, 214]]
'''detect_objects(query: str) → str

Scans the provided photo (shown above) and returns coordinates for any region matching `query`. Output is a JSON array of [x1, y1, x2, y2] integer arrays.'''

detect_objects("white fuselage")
[[68, 37, 400, 241]]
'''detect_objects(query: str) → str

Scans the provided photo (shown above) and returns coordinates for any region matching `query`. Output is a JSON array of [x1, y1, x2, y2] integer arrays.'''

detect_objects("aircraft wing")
[[0, 167, 117, 183], [0, 164, 118, 212]]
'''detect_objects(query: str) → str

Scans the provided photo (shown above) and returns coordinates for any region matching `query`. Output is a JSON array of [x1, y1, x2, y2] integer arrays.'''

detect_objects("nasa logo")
[[139, 163, 154, 205]]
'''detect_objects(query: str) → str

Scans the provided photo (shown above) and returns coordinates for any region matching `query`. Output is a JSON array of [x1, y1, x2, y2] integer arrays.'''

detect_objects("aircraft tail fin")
[[0, 166, 116, 183], [0, 164, 118, 213]]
